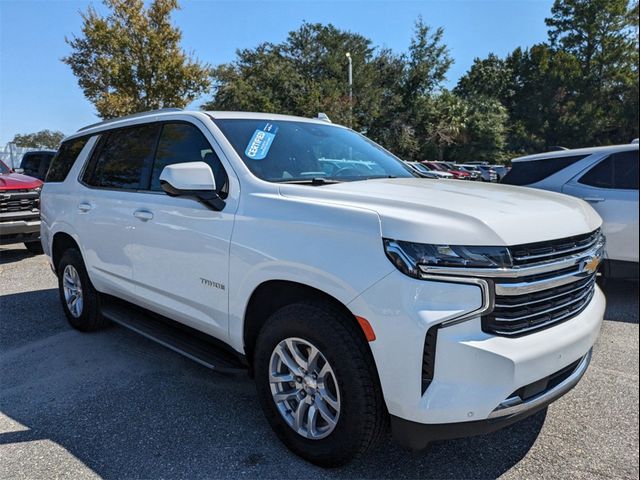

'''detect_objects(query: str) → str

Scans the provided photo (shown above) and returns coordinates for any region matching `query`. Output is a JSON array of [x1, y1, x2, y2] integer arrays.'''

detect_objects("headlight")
[[383, 239, 511, 278]]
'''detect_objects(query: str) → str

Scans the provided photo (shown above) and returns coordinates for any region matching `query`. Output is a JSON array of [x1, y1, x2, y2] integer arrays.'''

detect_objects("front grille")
[[510, 229, 601, 266], [0, 190, 40, 216], [481, 229, 603, 336], [484, 274, 596, 336]]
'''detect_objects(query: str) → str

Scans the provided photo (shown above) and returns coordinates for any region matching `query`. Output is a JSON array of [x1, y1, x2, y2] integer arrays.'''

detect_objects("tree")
[[454, 54, 512, 102], [12, 130, 65, 149], [452, 97, 508, 162], [545, 0, 639, 144], [421, 90, 468, 161], [63, 0, 211, 119]]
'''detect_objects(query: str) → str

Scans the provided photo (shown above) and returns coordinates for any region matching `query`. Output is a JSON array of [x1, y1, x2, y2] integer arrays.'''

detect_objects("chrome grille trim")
[[511, 230, 601, 265], [495, 277, 596, 309], [424, 230, 604, 336], [492, 285, 594, 323]]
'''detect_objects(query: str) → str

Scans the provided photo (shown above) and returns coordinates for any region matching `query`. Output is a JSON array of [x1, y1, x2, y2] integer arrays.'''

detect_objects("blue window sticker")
[[245, 123, 279, 160]]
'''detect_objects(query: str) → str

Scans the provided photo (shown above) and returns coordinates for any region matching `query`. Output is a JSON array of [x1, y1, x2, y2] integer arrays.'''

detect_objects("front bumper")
[[347, 270, 605, 438], [0, 218, 41, 244], [390, 349, 591, 449]]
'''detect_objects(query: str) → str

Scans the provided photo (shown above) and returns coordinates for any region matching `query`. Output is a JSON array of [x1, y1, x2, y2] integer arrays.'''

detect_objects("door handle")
[[583, 197, 605, 203], [133, 209, 154, 221], [77, 202, 92, 213]]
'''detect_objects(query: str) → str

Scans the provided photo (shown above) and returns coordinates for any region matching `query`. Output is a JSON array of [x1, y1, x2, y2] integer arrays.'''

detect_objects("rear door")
[[129, 120, 237, 340], [75, 123, 161, 299], [562, 150, 639, 263]]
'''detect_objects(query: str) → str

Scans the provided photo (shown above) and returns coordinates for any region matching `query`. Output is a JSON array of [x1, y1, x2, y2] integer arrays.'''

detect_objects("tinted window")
[[150, 123, 228, 195], [46, 138, 90, 182], [83, 124, 159, 189], [578, 150, 639, 190], [501, 154, 588, 186], [214, 119, 414, 183]]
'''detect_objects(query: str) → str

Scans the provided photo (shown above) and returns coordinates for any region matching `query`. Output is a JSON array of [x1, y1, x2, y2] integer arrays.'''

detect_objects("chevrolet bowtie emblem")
[[583, 256, 601, 275]]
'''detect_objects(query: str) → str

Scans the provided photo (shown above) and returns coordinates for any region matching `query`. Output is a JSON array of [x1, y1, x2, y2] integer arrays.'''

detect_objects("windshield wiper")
[[275, 178, 342, 186]]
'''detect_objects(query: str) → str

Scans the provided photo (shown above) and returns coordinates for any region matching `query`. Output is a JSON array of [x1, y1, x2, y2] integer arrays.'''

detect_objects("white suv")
[[503, 144, 639, 279], [41, 110, 605, 466]]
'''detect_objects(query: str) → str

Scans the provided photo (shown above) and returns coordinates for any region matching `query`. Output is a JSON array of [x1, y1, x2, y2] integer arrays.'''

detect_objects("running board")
[[101, 296, 248, 374]]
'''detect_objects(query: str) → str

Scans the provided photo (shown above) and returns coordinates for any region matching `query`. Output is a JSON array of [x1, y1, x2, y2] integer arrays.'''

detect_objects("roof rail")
[[77, 108, 183, 132]]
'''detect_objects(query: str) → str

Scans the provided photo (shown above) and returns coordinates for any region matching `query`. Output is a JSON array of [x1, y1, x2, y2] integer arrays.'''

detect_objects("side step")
[[101, 296, 248, 374]]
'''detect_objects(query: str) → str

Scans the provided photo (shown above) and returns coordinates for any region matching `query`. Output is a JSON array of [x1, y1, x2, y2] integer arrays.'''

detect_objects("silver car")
[[502, 144, 639, 279]]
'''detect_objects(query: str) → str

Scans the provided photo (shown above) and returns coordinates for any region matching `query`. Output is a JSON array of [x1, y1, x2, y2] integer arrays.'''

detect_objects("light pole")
[[345, 52, 353, 128]]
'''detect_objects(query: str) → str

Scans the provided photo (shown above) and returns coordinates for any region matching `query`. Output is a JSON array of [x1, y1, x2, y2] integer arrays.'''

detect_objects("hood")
[[0, 172, 43, 190], [279, 178, 601, 246]]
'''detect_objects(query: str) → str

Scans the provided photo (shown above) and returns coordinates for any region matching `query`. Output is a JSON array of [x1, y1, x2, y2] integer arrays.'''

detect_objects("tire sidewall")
[[57, 249, 101, 331], [254, 303, 380, 465]]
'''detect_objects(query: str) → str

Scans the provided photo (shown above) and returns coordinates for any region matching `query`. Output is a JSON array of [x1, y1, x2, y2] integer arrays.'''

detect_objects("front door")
[[130, 121, 237, 341]]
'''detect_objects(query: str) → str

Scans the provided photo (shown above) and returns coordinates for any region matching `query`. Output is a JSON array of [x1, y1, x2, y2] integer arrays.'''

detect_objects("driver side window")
[[150, 122, 229, 196]]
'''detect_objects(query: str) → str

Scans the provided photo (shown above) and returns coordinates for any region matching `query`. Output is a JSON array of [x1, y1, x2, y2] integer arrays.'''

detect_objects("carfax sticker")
[[245, 123, 279, 160]]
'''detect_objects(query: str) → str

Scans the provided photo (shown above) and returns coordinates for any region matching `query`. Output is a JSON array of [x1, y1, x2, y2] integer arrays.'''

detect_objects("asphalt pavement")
[[1, 243, 638, 479]]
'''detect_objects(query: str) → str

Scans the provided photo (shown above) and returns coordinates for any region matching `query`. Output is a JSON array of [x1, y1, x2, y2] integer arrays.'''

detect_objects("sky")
[[0, 0, 554, 145]]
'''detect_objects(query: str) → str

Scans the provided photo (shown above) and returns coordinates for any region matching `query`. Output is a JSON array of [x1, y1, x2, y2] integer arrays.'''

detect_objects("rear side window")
[[46, 138, 90, 182], [578, 151, 639, 190], [501, 154, 588, 185], [83, 124, 160, 190], [150, 122, 228, 195]]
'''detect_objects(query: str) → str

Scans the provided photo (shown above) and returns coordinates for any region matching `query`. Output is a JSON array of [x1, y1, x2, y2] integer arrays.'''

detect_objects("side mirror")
[[159, 162, 225, 211], [14, 168, 24, 174]]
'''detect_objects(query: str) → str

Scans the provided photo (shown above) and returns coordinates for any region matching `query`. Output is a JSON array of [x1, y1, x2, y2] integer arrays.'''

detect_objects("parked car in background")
[[424, 161, 471, 180], [42, 109, 605, 466], [502, 143, 639, 279], [491, 165, 510, 181], [475, 165, 498, 182], [456, 165, 482, 181], [0, 159, 43, 253], [406, 161, 450, 179], [18, 150, 56, 180]]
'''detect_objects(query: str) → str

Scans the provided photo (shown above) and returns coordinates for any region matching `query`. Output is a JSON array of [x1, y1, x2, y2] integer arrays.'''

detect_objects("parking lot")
[[0, 243, 638, 479]]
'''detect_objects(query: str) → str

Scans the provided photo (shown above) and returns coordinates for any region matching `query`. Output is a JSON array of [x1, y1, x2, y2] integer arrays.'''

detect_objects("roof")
[[512, 143, 638, 163], [76, 109, 336, 136]]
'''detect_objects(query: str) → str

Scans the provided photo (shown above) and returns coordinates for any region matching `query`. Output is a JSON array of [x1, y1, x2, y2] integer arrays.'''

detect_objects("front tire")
[[57, 248, 108, 331], [254, 301, 386, 467]]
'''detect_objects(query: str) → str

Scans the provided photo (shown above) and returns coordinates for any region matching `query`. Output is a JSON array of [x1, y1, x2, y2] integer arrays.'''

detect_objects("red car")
[[0, 159, 44, 253], [422, 161, 471, 180]]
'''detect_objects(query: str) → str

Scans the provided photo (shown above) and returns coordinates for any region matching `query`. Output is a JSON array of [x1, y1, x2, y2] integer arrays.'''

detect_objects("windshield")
[[214, 119, 415, 183], [413, 163, 431, 174], [0, 160, 11, 174]]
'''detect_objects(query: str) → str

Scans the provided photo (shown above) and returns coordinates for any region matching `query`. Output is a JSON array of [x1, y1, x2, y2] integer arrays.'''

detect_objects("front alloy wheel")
[[269, 337, 340, 439], [63, 264, 84, 318]]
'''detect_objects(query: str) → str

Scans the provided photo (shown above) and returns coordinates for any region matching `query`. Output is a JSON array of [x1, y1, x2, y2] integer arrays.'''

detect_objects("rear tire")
[[57, 248, 108, 331], [24, 241, 43, 255], [253, 301, 387, 467]]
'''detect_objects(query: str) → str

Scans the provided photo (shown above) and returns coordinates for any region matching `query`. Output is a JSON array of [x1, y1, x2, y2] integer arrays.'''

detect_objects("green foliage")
[[65, 0, 638, 161], [63, 0, 211, 119], [12, 130, 65, 149]]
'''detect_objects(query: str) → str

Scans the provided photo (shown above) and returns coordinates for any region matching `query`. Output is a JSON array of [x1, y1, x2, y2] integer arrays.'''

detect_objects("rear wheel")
[[24, 241, 43, 255], [57, 248, 108, 331], [254, 301, 386, 467]]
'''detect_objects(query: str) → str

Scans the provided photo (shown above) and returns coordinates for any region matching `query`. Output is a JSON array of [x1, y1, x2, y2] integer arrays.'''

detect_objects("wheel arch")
[[242, 280, 373, 369], [51, 231, 81, 274]]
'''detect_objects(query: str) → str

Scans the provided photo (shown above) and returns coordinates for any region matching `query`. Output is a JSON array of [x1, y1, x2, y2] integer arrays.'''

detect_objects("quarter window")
[[83, 124, 160, 189], [578, 151, 639, 190], [501, 154, 588, 186], [150, 123, 228, 196], [46, 137, 90, 183]]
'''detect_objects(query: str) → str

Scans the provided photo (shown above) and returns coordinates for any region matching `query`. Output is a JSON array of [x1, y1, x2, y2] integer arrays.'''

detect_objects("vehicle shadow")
[[0, 288, 546, 479], [0, 245, 36, 265], [600, 279, 639, 324]]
